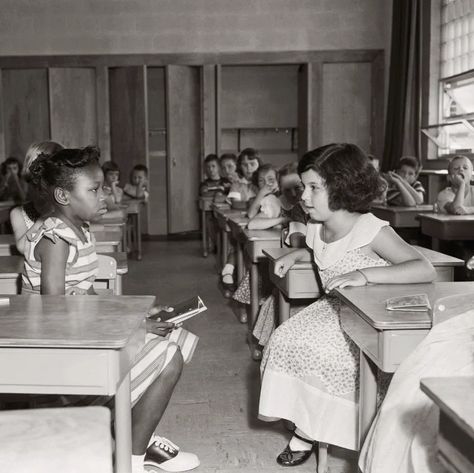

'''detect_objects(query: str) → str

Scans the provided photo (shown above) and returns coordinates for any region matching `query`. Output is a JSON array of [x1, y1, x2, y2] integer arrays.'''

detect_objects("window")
[[422, 1, 474, 158]]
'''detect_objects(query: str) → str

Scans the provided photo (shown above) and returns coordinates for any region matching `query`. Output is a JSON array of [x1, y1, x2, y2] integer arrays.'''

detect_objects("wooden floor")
[[125, 241, 357, 473]]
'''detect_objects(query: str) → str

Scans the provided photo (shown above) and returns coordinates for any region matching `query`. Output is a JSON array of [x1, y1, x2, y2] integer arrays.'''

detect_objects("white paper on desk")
[[150, 296, 207, 324]]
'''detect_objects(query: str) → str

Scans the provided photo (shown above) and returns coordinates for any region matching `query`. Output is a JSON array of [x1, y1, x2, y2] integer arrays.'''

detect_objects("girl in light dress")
[[21, 147, 199, 473], [259, 144, 436, 468]]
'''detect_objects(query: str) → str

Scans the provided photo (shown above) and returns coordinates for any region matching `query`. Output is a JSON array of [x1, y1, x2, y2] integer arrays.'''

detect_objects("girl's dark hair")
[[204, 154, 219, 164], [131, 164, 148, 176], [237, 148, 262, 177], [29, 146, 101, 193], [220, 153, 237, 164], [298, 143, 385, 213], [1, 156, 22, 176], [102, 160, 120, 176]]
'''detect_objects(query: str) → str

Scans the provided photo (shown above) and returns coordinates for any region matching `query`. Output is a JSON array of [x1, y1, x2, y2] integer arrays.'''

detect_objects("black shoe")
[[276, 433, 315, 467]]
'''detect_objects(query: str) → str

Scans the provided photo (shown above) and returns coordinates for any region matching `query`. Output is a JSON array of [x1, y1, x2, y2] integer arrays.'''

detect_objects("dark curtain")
[[382, 0, 423, 172]]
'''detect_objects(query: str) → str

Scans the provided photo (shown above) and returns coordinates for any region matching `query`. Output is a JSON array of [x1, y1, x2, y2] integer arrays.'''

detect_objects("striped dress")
[[21, 215, 197, 407]]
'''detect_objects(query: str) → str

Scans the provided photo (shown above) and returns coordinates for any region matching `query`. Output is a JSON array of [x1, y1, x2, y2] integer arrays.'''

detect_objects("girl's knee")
[[163, 348, 183, 382]]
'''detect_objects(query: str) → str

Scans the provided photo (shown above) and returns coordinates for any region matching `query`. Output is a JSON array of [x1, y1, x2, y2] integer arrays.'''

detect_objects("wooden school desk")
[[419, 213, 474, 250], [334, 282, 474, 447], [421, 377, 474, 473], [0, 234, 17, 256], [371, 204, 434, 228], [0, 294, 153, 473], [94, 230, 122, 253], [264, 246, 464, 324], [124, 200, 144, 261], [0, 253, 128, 295], [198, 196, 216, 257], [227, 214, 249, 284], [242, 228, 282, 331]]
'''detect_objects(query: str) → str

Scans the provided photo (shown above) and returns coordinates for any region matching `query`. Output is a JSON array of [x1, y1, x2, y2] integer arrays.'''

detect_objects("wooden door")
[[166, 66, 201, 234]]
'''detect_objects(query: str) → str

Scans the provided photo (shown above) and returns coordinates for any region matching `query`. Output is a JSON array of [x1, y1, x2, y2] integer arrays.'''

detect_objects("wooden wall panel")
[[2, 68, 50, 160], [109, 66, 148, 185], [166, 65, 200, 234], [220, 65, 298, 128], [49, 68, 97, 148], [147, 67, 167, 236], [321, 63, 372, 153]]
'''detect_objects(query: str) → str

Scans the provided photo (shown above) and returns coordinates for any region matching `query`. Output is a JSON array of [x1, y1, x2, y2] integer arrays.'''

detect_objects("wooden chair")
[[94, 253, 119, 295], [0, 406, 113, 473]]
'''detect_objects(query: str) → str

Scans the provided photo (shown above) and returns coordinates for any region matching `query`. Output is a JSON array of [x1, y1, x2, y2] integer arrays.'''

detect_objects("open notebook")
[[150, 296, 207, 324], [385, 294, 431, 312]]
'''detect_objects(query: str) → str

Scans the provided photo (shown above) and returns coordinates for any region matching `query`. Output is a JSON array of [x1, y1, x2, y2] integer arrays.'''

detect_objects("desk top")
[[227, 215, 249, 227], [421, 377, 474, 439], [371, 204, 435, 214], [263, 246, 464, 268], [0, 295, 153, 348], [418, 213, 474, 223], [243, 229, 282, 242], [0, 252, 128, 277], [335, 282, 474, 330]]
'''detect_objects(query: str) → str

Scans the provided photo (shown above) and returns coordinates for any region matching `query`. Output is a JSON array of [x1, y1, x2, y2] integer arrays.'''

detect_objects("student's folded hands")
[[324, 270, 368, 293]]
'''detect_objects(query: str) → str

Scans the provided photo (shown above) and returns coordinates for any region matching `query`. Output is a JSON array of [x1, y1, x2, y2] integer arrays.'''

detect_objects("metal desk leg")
[[201, 209, 208, 258], [249, 262, 259, 330], [115, 373, 132, 473], [136, 211, 142, 261], [278, 291, 290, 325], [358, 352, 378, 448], [222, 231, 229, 270], [116, 275, 123, 295], [237, 242, 244, 284]]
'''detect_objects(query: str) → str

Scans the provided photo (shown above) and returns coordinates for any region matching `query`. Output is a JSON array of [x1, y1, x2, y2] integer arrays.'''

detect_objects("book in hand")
[[385, 293, 431, 312], [150, 296, 207, 324]]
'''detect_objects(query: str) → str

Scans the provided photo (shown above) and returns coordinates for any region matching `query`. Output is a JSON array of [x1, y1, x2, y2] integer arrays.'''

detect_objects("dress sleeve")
[[436, 187, 453, 213], [260, 195, 282, 218]]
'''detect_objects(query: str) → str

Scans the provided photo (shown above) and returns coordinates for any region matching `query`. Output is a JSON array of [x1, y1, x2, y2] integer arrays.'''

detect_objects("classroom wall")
[[0, 0, 390, 56]]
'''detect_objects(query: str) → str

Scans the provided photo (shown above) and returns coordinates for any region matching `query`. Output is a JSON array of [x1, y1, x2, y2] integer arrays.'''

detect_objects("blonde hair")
[[23, 141, 64, 180]]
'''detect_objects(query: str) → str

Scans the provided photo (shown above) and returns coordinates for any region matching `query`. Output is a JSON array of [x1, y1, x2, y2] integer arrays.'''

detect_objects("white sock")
[[131, 454, 145, 473], [222, 264, 234, 284], [289, 429, 313, 451]]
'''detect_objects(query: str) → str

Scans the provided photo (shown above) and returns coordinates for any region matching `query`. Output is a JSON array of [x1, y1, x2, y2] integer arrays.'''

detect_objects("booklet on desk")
[[150, 296, 207, 324], [385, 293, 431, 312]]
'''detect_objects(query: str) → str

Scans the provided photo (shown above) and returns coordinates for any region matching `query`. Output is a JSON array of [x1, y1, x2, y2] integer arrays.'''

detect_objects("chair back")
[[94, 254, 118, 294], [432, 292, 474, 326]]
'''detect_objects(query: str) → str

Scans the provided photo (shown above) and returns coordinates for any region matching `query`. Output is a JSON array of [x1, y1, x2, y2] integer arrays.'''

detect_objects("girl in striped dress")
[[24, 147, 199, 473]]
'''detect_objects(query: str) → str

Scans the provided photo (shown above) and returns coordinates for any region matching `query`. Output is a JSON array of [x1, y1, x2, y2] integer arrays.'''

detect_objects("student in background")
[[10, 141, 64, 255], [259, 144, 435, 468], [221, 149, 261, 290], [227, 147, 261, 203], [102, 160, 124, 210], [0, 156, 26, 203], [124, 164, 149, 203], [219, 153, 238, 193], [368, 154, 388, 205], [25, 147, 199, 473], [385, 156, 425, 206], [199, 154, 228, 197], [247, 163, 279, 220], [436, 154, 474, 214]]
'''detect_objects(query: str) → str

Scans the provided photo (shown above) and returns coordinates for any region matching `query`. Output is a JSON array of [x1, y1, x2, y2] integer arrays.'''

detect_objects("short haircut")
[[102, 160, 120, 176], [298, 143, 385, 213], [1, 156, 22, 176], [131, 164, 148, 175], [448, 154, 472, 173], [204, 154, 219, 165], [257, 163, 278, 178], [29, 146, 101, 193], [399, 156, 420, 172], [278, 161, 298, 179], [220, 153, 237, 164]]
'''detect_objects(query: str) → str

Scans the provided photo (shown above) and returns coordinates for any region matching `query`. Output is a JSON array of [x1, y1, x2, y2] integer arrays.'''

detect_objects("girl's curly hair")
[[29, 146, 101, 193], [298, 143, 385, 213]]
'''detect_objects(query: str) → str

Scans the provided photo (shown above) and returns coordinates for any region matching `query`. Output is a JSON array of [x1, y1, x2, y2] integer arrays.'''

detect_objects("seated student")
[[102, 160, 124, 210], [436, 154, 474, 214], [0, 156, 26, 203], [24, 147, 199, 473], [124, 164, 149, 203], [221, 148, 261, 291], [226, 147, 261, 203], [199, 154, 228, 197], [259, 144, 435, 468], [219, 153, 238, 194], [10, 141, 65, 255], [247, 163, 280, 220], [368, 154, 388, 205], [385, 156, 425, 206]]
